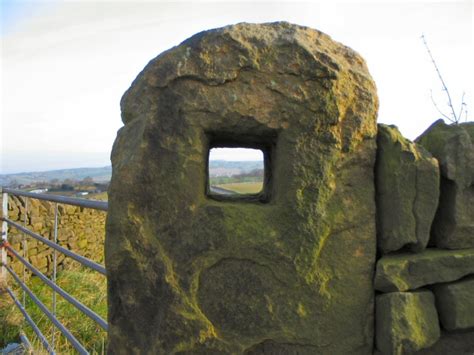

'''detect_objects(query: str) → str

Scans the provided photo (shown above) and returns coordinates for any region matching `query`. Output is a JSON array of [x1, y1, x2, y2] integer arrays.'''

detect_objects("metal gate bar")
[[6, 245, 108, 330], [5, 286, 54, 355], [2, 188, 108, 211], [5, 264, 89, 355], [2, 218, 106, 275], [1, 188, 108, 353]]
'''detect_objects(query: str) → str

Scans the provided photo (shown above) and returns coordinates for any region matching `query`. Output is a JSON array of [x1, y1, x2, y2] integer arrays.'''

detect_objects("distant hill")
[[0, 166, 112, 186], [0, 160, 264, 186], [208, 160, 263, 177]]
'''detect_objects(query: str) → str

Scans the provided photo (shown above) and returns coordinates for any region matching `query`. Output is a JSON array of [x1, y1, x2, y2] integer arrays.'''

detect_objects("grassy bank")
[[216, 182, 263, 194], [0, 266, 107, 353]]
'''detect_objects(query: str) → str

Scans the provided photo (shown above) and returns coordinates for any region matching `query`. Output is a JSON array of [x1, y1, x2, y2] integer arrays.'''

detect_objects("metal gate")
[[1, 188, 108, 354]]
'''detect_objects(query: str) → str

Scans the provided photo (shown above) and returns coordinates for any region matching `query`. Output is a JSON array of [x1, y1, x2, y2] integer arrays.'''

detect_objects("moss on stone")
[[416, 120, 474, 249], [106, 22, 378, 354], [375, 290, 440, 354], [375, 248, 474, 292], [376, 124, 439, 254], [433, 276, 474, 331]]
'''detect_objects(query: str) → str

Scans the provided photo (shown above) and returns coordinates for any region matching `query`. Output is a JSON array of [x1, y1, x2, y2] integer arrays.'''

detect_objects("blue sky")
[[1, 0, 24, 32], [1, 1, 473, 174], [1, 0, 45, 34]]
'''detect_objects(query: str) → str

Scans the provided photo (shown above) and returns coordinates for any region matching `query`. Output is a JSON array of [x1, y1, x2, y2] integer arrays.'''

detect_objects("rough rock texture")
[[375, 248, 474, 292], [106, 22, 378, 354], [375, 290, 440, 354], [1, 194, 105, 277], [376, 124, 439, 254], [416, 330, 474, 354], [433, 276, 474, 331], [416, 120, 474, 249]]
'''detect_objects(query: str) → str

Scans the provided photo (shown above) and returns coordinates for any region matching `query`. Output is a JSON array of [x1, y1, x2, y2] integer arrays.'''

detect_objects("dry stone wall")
[[104, 21, 474, 354], [375, 121, 474, 354], [416, 120, 474, 249], [2, 194, 106, 277], [376, 124, 439, 254], [1, 22, 472, 355]]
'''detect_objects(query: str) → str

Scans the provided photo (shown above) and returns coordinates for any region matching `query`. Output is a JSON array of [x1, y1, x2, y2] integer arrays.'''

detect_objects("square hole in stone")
[[208, 148, 265, 199]]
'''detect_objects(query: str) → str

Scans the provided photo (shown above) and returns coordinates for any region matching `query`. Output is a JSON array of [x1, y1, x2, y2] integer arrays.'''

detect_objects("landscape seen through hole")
[[209, 148, 264, 195]]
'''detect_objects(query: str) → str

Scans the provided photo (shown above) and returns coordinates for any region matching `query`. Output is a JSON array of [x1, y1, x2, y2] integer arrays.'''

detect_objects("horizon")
[[1, 159, 268, 177], [0, 121, 450, 176], [1, 0, 472, 174], [0, 164, 111, 177]]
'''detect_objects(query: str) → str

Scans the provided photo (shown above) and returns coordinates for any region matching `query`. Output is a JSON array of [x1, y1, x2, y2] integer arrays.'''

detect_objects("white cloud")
[[1, 0, 472, 173]]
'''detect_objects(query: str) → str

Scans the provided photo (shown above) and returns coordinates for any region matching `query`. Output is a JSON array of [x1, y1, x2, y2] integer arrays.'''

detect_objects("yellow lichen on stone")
[[106, 22, 378, 354]]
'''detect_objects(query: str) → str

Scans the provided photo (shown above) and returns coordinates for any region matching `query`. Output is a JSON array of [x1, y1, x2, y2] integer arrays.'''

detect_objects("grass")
[[85, 192, 108, 201], [45, 191, 108, 201], [0, 266, 107, 354], [215, 182, 263, 194], [0, 283, 24, 348]]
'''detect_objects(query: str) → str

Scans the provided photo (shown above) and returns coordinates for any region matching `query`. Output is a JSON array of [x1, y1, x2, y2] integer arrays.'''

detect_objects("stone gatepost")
[[106, 22, 378, 354]]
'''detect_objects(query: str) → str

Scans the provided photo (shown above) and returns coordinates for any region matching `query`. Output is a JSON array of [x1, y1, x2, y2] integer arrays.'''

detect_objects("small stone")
[[376, 124, 439, 253], [28, 248, 38, 257], [375, 290, 440, 354], [11, 262, 23, 276], [0, 343, 27, 355], [31, 222, 43, 231], [77, 239, 88, 249], [416, 120, 474, 249], [375, 248, 474, 292], [416, 330, 474, 355], [433, 276, 474, 331]]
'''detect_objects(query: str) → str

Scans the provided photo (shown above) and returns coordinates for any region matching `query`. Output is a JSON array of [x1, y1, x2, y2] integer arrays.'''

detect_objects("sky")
[[210, 148, 263, 161], [1, 0, 473, 173]]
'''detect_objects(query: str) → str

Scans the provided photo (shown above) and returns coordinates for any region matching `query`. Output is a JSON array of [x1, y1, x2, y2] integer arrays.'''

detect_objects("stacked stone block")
[[434, 277, 474, 331], [1, 23, 471, 354], [376, 124, 440, 254], [2, 194, 106, 278], [375, 121, 474, 354], [375, 291, 440, 354], [416, 120, 474, 249]]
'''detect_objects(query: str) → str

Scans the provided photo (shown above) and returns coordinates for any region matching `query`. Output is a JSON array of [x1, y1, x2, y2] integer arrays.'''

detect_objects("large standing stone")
[[433, 276, 474, 331], [416, 120, 474, 249], [375, 290, 440, 354], [375, 248, 474, 292], [376, 124, 439, 254], [106, 22, 378, 354]]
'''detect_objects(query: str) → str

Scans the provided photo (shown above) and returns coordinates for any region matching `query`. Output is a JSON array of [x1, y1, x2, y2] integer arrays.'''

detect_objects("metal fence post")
[[0, 187, 108, 353], [23, 198, 29, 306], [52, 203, 58, 350], [2, 192, 9, 282]]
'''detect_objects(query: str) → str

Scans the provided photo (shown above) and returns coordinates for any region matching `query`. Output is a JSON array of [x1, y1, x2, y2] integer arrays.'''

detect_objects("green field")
[[216, 182, 263, 194], [86, 192, 108, 201], [0, 267, 107, 353]]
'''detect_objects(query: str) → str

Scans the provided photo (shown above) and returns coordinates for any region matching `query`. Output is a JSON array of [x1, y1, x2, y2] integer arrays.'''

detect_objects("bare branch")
[[430, 90, 453, 122], [458, 92, 465, 120], [421, 34, 459, 123]]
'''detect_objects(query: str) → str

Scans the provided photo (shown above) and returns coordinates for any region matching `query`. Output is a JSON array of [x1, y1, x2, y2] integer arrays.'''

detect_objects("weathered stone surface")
[[416, 120, 474, 249], [375, 290, 440, 355], [375, 248, 474, 292], [416, 330, 474, 354], [433, 276, 474, 331], [106, 22, 379, 354], [376, 124, 439, 253]]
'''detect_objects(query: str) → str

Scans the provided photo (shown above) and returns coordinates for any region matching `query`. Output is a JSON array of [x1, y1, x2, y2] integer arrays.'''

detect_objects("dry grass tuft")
[[0, 266, 107, 354]]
